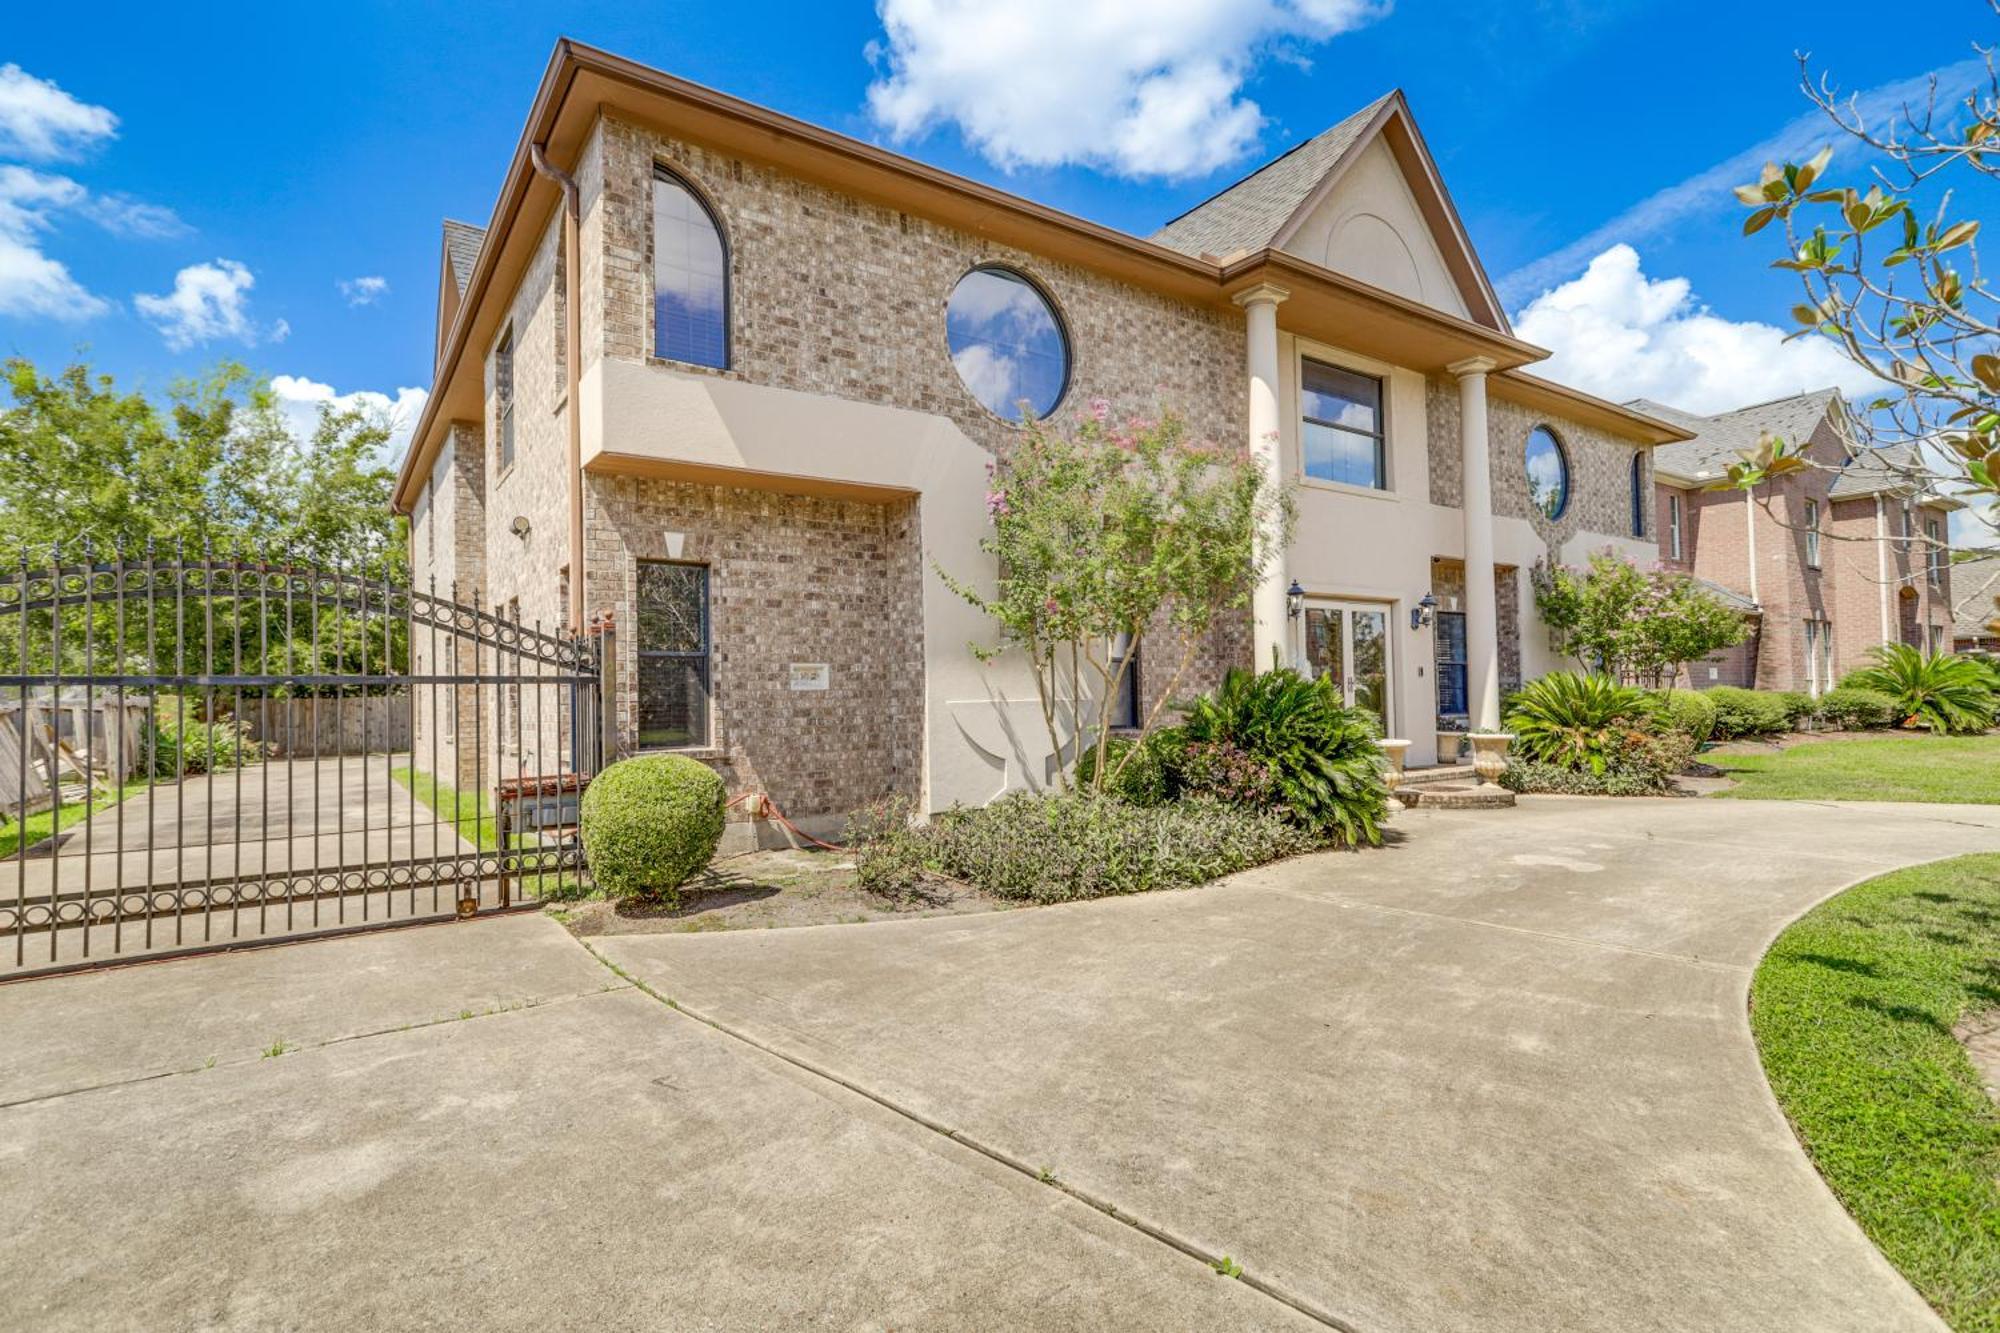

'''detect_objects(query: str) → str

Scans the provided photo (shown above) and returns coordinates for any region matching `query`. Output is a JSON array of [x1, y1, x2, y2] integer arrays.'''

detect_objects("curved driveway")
[[597, 796, 2000, 1332]]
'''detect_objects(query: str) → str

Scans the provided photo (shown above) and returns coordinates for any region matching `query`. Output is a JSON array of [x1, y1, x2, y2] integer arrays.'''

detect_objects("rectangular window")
[[1803, 498, 1821, 569], [1667, 493, 1683, 560], [1926, 518, 1944, 585], [636, 561, 711, 749], [1434, 611, 1469, 729], [1300, 359, 1386, 490], [495, 326, 515, 473], [1109, 637, 1140, 730], [1630, 453, 1647, 538]]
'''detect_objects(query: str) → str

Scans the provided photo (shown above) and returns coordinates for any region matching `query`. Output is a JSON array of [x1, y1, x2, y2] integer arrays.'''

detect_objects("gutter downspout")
[[530, 141, 585, 635], [1744, 488, 1760, 606], [1874, 495, 1892, 645]]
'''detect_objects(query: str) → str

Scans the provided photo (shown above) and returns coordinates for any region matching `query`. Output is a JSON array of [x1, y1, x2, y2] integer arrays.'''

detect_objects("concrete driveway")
[[3, 796, 1996, 1330]]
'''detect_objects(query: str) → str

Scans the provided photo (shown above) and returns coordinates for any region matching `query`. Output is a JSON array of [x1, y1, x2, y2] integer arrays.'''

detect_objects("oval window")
[[1525, 426, 1570, 520], [945, 267, 1069, 422]]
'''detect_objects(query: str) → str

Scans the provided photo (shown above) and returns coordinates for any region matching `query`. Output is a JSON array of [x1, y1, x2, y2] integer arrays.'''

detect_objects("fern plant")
[[1842, 645, 1995, 736], [1179, 667, 1386, 846], [1503, 672, 1652, 775]]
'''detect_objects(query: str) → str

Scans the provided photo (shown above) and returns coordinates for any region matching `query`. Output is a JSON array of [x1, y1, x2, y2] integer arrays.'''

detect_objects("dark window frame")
[[1629, 452, 1647, 538], [1434, 610, 1469, 729], [1524, 424, 1570, 521], [1109, 638, 1141, 731], [651, 164, 732, 371], [635, 559, 713, 751], [1300, 357, 1387, 491], [494, 325, 515, 474]]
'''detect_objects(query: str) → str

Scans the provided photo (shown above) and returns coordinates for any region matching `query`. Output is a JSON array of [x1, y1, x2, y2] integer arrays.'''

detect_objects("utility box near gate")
[[494, 773, 590, 850]]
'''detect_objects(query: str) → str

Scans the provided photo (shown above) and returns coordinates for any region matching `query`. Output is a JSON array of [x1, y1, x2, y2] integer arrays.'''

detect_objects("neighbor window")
[[1301, 359, 1386, 489], [1667, 493, 1683, 560], [1803, 498, 1821, 568], [652, 168, 729, 370], [1524, 426, 1570, 520], [1926, 517, 1945, 585], [944, 266, 1069, 421], [1629, 453, 1647, 538], [636, 561, 711, 749], [494, 326, 515, 472]]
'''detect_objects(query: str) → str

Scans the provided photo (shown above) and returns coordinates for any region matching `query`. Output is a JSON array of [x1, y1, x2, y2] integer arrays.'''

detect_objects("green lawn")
[[1752, 855, 2000, 1330], [1711, 733, 2000, 803], [0, 780, 150, 859], [390, 764, 501, 851]]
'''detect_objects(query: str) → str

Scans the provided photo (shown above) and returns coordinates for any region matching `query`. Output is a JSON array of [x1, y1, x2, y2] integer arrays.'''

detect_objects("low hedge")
[[1498, 760, 1679, 797], [1706, 687, 1796, 739], [1813, 686, 1899, 731], [1648, 689, 1719, 744], [580, 753, 726, 903], [852, 792, 1316, 905]]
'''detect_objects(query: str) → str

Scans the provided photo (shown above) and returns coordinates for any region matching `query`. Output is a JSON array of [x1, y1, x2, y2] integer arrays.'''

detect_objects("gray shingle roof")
[[1954, 554, 2000, 637], [1149, 94, 1393, 260], [442, 219, 486, 297], [1629, 389, 1840, 483], [1827, 441, 1928, 499]]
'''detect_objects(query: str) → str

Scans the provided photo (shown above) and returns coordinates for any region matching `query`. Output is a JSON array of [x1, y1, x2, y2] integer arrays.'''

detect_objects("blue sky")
[[2, 0, 1994, 535]]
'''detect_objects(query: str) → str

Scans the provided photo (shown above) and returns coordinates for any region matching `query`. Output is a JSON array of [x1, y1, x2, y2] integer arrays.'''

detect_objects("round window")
[[945, 266, 1070, 422], [1525, 426, 1570, 520]]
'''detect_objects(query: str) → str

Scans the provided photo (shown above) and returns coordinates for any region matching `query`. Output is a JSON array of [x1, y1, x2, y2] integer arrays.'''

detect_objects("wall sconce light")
[[1286, 580, 1305, 620], [1410, 592, 1438, 631]]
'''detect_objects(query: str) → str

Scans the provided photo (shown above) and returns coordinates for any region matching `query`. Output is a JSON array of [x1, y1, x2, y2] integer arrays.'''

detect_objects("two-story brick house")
[[1638, 389, 1957, 693], [391, 41, 1688, 842]]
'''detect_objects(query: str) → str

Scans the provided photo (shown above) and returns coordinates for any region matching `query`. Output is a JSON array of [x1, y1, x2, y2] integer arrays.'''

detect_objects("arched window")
[[1525, 425, 1570, 521], [944, 266, 1070, 421], [1629, 452, 1647, 538], [652, 167, 729, 369]]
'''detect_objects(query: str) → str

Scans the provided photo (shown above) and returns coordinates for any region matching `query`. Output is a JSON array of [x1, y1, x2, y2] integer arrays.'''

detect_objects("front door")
[[1302, 601, 1392, 734]]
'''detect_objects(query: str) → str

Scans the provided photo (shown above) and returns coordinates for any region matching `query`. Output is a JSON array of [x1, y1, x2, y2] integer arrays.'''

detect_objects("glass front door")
[[1302, 601, 1391, 734]]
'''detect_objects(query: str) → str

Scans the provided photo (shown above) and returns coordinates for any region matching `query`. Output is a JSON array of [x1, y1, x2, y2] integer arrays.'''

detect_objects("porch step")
[[1400, 763, 1477, 788], [1400, 783, 1516, 810]]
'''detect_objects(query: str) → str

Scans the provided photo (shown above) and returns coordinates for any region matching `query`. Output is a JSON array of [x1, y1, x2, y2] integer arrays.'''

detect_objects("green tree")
[[941, 404, 1291, 792], [1533, 551, 1749, 688]]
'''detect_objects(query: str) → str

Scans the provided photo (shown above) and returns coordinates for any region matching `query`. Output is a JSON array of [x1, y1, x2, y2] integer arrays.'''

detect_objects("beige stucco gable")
[[1279, 138, 1472, 320]]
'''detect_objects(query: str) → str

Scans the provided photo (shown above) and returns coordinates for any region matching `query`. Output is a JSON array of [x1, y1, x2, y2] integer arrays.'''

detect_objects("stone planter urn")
[[1376, 738, 1411, 813], [1468, 732, 1513, 789]]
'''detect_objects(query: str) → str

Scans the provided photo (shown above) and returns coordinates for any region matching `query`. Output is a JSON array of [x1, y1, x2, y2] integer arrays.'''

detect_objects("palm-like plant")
[[1843, 645, 1995, 736], [1503, 672, 1652, 775], [1180, 667, 1386, 846]]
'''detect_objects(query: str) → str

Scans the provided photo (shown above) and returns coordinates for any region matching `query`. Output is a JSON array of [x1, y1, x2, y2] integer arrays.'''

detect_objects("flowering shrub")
[[1533, 552, 1748, 687]]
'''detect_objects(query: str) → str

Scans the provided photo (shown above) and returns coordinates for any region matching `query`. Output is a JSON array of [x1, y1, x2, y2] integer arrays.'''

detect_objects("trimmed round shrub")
[[1814, 686, 1898, 731], [1705, 687, 1794, 740], [580, 754, 726, 902], [1649, 689, 1718, 744]]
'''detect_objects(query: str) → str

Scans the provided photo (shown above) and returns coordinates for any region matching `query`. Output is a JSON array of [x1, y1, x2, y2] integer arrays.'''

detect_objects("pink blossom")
[[985, 490, 1010, 517], [1088, 397, 1110, 422]]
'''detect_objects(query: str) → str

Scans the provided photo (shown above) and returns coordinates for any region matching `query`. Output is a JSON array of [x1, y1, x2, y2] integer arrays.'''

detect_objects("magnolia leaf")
[[1936, 220, 1980, 251], [1843, 201, 1871, 230], [1733, 183, 1767, 206], [1884, 248, 1913, 266], [1745, 206, 1779, 236], [1973, 353, 2000, 392], [1799, 145, 1833, 190]]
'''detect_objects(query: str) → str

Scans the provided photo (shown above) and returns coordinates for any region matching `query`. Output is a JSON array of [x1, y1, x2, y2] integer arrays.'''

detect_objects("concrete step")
[[1400, 763, 1477, 788], [1400, 783, 1516, 810]]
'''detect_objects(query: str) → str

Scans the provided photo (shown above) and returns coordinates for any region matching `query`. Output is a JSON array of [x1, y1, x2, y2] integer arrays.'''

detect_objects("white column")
[[1449, 357, 1502, 732], [1235, 283, 1291, 673]]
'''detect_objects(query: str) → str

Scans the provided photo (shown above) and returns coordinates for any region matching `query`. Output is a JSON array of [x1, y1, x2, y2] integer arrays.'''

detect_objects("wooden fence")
[[0, 696, 153, 818], [243, 695, 411, 756]]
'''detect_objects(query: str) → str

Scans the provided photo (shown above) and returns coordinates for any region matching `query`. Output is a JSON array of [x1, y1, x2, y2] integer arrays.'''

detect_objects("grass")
[[1751, 854, 2000, 1330], [0, 780, 150, 858], [390, 764, 501, 851], [1711, 733, 2000, 803]]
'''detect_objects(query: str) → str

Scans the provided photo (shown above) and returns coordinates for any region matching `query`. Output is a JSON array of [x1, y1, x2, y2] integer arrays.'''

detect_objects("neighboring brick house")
[[390, 40, 1688, 842], [1636, 390, 1958, 694], [1956, 553, 2000, 652]]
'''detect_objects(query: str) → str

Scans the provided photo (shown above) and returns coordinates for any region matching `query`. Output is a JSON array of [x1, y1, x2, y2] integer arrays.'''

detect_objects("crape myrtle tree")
[[941, 401, 1293, 794], [0, 358, 409, 693], [1730, 9, 2000, 637], [1532, 551, 1749, 688]]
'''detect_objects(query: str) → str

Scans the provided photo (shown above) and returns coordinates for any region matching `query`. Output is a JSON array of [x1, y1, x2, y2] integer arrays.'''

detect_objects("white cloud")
[[338, 274, 388, 306], [0, 165, 186, 319], [0, 63, 116, 162], [270, 374, 428, 467], [1513, 244, 1874, 415], [1497, 56, 1992, 306], [864, 0, 1389, 178], [134, 258, 259, 350]]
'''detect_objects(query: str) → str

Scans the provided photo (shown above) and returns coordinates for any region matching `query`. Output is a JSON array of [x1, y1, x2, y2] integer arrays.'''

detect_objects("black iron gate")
[[0, 544, 605, 980]]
